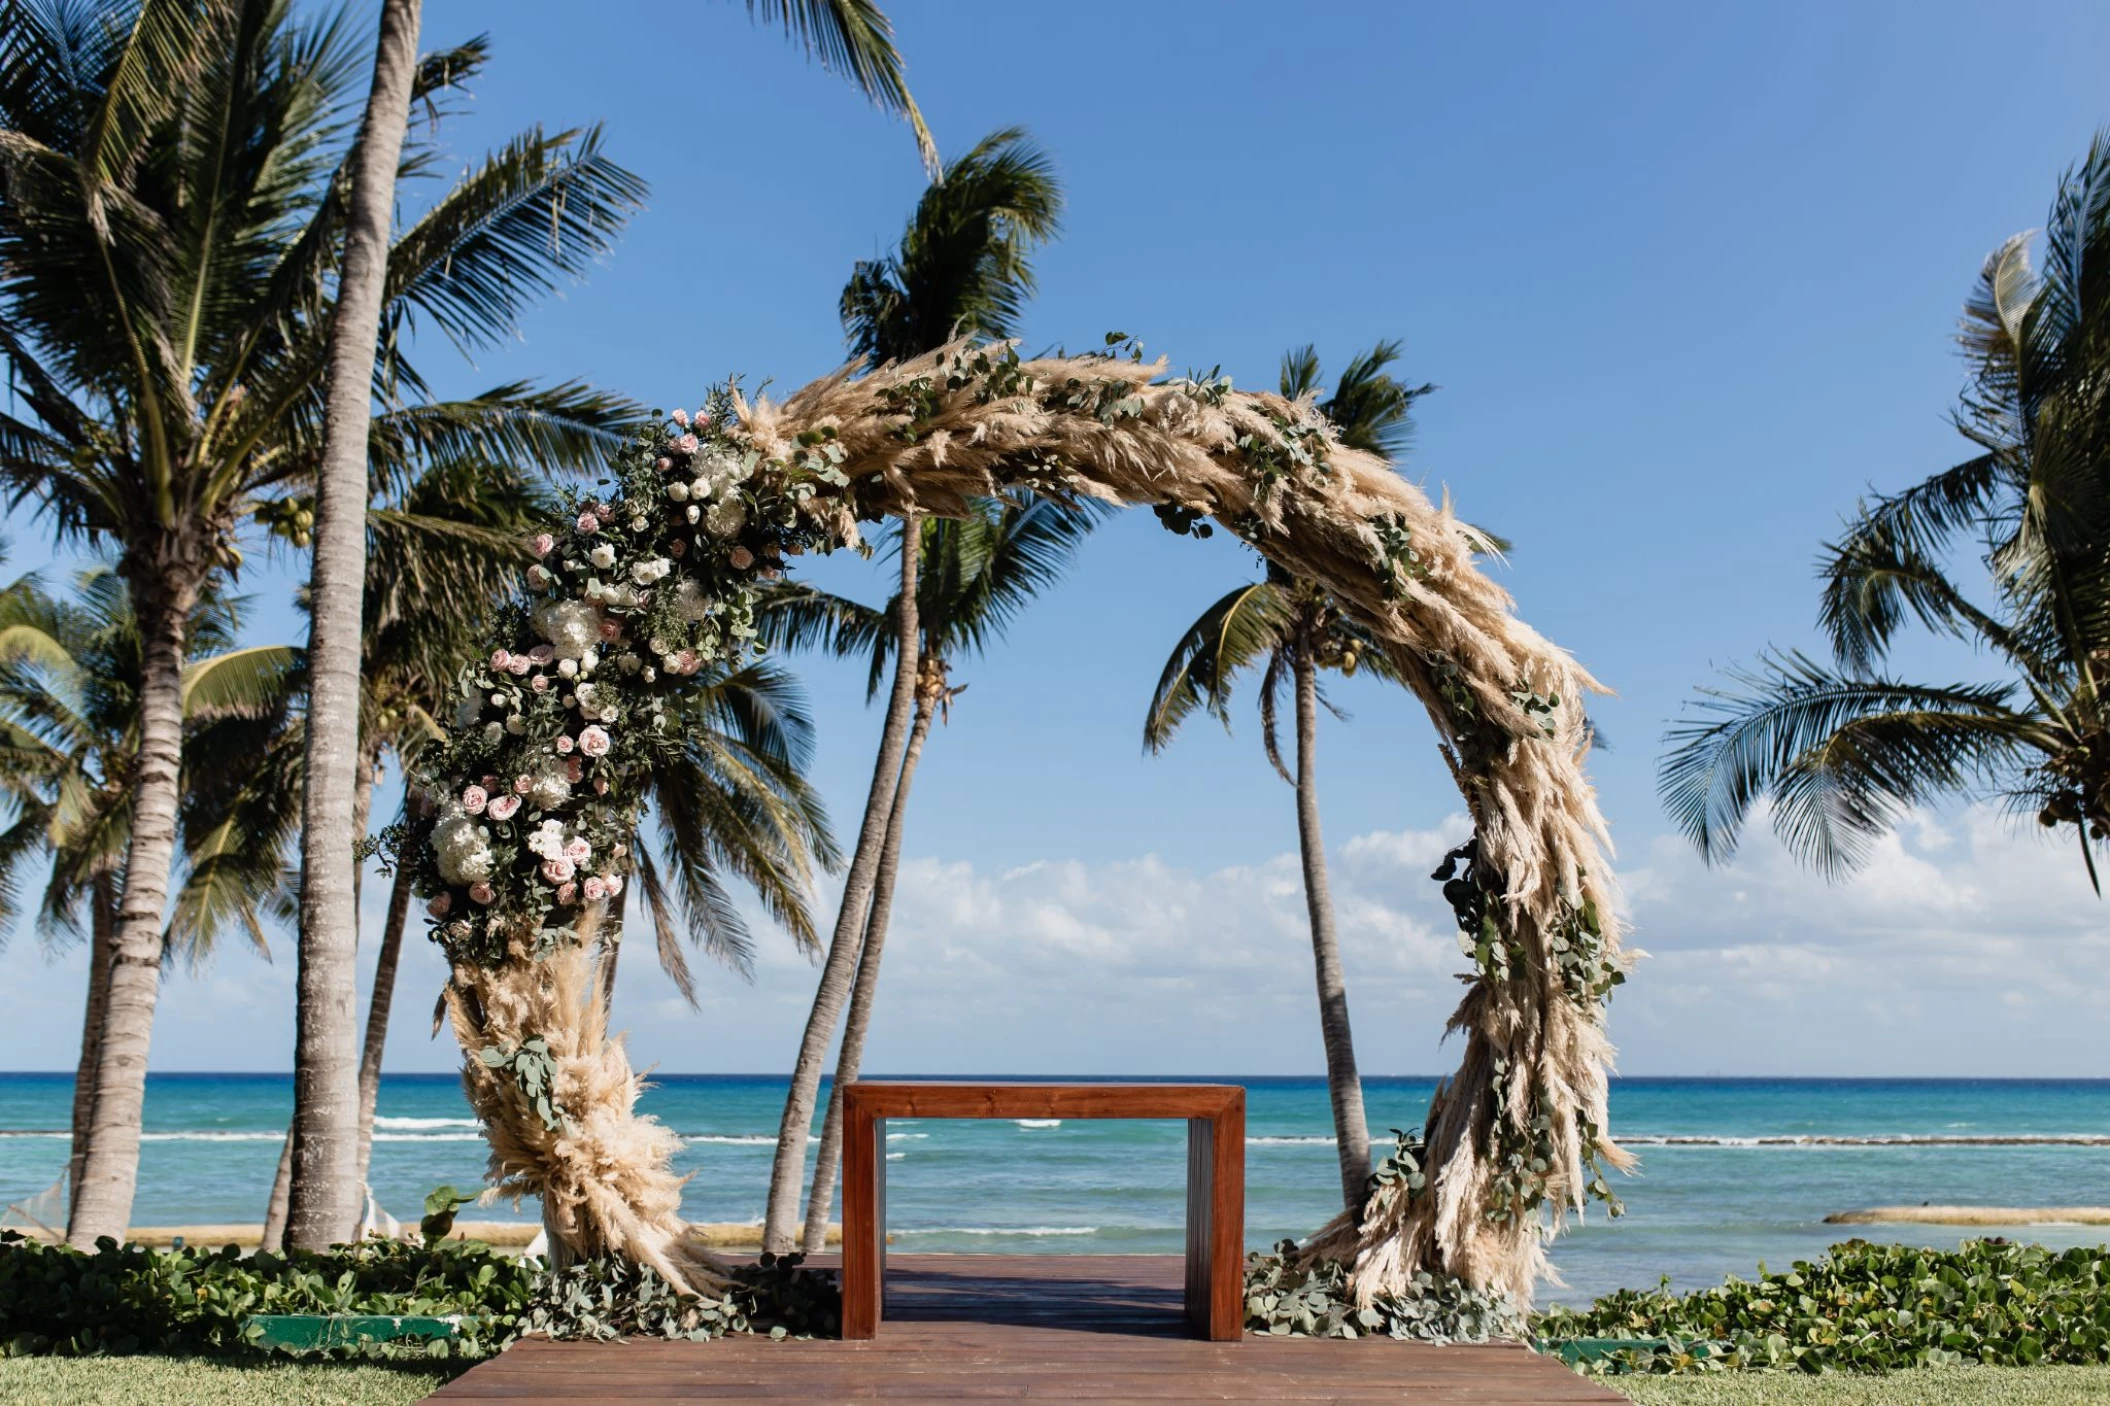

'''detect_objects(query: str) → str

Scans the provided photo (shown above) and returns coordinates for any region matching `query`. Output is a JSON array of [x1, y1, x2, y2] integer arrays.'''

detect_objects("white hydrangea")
[[529, 767, 571, 809], [672, 579, 712, 622], [532, 599, 602, 660], [630, 558, 671, 585], [526, 819, 567, 860], [432, 809, 495, 885], [705, 498, 746, 538]]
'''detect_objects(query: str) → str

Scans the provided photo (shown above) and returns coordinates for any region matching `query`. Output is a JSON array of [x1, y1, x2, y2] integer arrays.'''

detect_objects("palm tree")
[[0, 0, 653, 1245], [1142, 343, 1432, 1216], [1660, 135, 2110, 888], [773, 497, 1103, 1250], [290, 0, 424, 1253], [258, 450, 580, 1251], [0, 568, 299, 1223], [759, 127, 1065, 1250]]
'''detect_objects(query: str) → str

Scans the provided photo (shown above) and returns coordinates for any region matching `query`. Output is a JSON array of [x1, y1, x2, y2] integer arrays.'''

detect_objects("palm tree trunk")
[[287, 0, 422, 1252], [67, 580, 191, 1247], [762, 514, 922, 1253], [67, 874, 118, 1225], [353, 797, 422, 1191], [259, 1129, 293, 1253], [802, 691, 936, 1252], [597, 879, 628, 1013], [1293, 633, 1371, 1216]]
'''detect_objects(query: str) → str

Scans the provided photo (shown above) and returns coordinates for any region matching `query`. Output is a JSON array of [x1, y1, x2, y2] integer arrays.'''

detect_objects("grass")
[[1615, 1365, 2110, 1405], [0, 1357, 459, 1405]]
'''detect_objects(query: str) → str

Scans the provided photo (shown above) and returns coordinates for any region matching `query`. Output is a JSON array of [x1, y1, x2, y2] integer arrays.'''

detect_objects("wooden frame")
[[841, 1082, 1246, 1341]]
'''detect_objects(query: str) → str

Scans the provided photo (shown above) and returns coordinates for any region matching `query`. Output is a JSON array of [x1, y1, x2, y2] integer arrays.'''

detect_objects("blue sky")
[[6, 0, 2110, 1076]]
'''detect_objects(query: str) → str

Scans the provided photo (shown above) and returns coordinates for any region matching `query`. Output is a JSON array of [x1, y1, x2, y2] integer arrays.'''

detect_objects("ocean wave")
[[1248, 1135, 1336, 1146], [370, 1133, 485, 1143], [1622, 1134, 2110, 1147], [684, 1134, 775, 1146], [886, 1153, 905, 1161], [886, 1132, 927, 1141], [1014, 1119, 1061, 1129], [373, 1116, 481, 1131], [893, 1226, 1099, 1237]]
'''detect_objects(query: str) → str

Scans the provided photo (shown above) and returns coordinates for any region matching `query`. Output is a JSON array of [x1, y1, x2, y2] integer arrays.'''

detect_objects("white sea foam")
[[1248, 1135, 1336, 1146], [1014, 1119, 1061, 1129], [370, 1133, 484, 1143], [886, 1153, 905, 1161], [684, 1134, 776, 1146], [1620, 1133, 2110, 1147], [893, 1226, 1099, 1237], [374, 1116, 481, 1131]]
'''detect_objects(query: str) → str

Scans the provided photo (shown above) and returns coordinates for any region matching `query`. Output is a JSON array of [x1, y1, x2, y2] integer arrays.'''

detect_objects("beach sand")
[[1825, 1206, 2110, 1226]]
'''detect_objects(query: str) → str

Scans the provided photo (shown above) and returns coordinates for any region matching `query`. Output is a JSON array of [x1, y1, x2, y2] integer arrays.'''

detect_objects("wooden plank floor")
[[428, 1254, 1622, 1403]]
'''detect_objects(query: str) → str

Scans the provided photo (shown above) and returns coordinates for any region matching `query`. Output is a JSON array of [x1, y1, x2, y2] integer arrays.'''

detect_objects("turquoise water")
[[4, 1074, 2107, 1304]]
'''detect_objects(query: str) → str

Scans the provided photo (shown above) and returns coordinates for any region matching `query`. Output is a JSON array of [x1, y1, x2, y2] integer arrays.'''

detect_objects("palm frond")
[[1143, 582, 1291, 752], [744, 0, 936, 172], [1660, 651, 2044, 873]]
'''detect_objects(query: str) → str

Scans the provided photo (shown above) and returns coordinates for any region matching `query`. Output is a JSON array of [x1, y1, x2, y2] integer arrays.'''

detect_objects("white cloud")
[[5, 804, 2105, 1079]]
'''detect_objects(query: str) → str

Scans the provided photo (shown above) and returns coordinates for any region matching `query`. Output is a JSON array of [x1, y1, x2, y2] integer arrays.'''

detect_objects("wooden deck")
[[428, 1254, 1621, 1403]]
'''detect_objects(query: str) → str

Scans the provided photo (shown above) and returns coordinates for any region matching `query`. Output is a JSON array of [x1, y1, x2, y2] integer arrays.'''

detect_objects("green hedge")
[[0, 1232, 836, 1359], [1537, 1239, 2110, 1374]]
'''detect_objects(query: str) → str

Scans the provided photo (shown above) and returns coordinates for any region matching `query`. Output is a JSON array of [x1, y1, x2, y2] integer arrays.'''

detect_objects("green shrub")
[[1242, 1240, 1526, 1341], [1537, 1239, 2110, 1374], [0, 1232, 838, 1359]]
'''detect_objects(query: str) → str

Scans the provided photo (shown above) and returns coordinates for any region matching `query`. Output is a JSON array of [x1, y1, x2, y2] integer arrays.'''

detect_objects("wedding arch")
[[409, 340, 1631, 1308]]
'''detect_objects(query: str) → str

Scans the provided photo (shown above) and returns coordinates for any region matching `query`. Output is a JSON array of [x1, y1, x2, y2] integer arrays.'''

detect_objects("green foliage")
[[1242, 1240, 1525, 1342], [1538, 1239, 2110, 1376], [0, 1356, 456, 1406], [0, 1233, 840, 1360], [417, 1187, 475, 1246], [475, 1037, 565, 1131], [519, 1252, 839, 1343], [0, 1233, 534, 1359]]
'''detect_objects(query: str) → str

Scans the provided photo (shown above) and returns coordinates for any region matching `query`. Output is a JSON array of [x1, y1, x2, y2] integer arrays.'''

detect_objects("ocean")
[[4, 1074, 2106, 1305]]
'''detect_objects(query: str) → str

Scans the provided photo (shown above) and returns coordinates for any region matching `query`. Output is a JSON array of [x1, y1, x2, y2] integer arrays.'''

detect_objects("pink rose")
[[557, 881, 578, 905], [578, 726, 611, 757], [577, 512, 600, 534], [583, 876, 608, 902], [541, 856, 576, 884], [668, 539, 686, 557], [564, 757, 585, 783], [593, 778, 610, 795], [603, 873, 623, 896], [490, 649, 511, 670], [597, 618, 623, 641], [532, 533, 555, 557], [526, 565, 551, 588], [555, 735, 574, 754], [729, 546, 755, 570], [671, 408, 689, 428], [469, 882, 495, 905], [461, 785, 488, 814], [564, 837, 592, 864], [655, 457, 671, 471], [694, 412, 710, 427], [427, 894, 452, 918], [674, 649, 700, 675], [531, 675, 550, 694], [508, 656, 531, 676], [529, 644, 555, 664], [514, 776, 533, 794], [487, 794, 520, 821], [677, 433, 700, 454]]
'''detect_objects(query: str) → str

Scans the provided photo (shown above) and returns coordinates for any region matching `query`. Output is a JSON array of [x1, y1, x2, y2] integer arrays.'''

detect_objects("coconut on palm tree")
[[758, 127, 1067, 1251], [1660, 134, 2110, 887], [0, 568, 300, 1223], [0, 0, 652, 1244], [1143, 342, 1432, 1215]]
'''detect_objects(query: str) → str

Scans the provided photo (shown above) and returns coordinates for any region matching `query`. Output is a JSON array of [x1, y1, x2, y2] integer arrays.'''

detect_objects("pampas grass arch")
[[413, 341, 1630, 1310]]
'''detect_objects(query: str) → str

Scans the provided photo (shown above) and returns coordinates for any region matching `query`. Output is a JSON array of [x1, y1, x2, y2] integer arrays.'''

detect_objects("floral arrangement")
[[410, 390, 850, 970]]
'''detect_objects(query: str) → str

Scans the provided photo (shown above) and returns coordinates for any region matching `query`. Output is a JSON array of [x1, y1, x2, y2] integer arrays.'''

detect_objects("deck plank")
[[425, 1255, 1620, 1403]]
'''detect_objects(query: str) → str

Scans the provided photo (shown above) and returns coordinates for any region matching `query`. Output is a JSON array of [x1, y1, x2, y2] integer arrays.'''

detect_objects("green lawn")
[[0, 1357, 458, 1405], [1615, 1365, 2110, 1405]]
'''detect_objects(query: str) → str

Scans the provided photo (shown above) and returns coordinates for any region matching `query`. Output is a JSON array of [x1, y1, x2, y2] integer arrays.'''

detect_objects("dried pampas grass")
[[444, 340, 1628, 1308]]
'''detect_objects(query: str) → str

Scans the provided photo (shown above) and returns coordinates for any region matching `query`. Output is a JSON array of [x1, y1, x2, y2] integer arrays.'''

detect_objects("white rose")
[[589, 544, 616, 568], [667, 481, 689, 502], [689, 478, 711, 500], [505, 714, 526, 735], [686, 504, 701, 523], [558, 658, 578, 678]]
